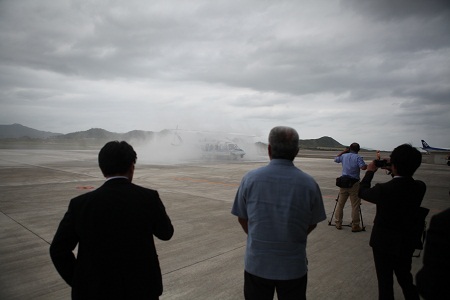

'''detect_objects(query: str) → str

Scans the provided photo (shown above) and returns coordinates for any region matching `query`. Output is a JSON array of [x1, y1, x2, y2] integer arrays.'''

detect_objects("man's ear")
[[127, 163, 135, 181], [390, 163, 397, 176]]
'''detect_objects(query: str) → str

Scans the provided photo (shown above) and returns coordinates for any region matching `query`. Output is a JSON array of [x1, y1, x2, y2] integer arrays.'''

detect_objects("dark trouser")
[[244, 271, 307, 300], [372, 248, 419, 300]]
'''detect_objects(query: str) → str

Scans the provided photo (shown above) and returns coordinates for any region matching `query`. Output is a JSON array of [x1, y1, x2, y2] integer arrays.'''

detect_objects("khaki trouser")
[[335, 181, 361, 226]]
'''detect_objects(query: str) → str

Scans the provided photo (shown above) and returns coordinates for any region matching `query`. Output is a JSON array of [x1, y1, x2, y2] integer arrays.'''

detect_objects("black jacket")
[[359, 171, 426, 254], [416, 208, 450, 299], [50, 178, 174, 299]]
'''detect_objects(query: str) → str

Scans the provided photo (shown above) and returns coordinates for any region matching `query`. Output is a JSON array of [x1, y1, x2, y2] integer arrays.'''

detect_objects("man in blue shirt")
[[334, 143, 367, 232], [231, 126, 326, 300]]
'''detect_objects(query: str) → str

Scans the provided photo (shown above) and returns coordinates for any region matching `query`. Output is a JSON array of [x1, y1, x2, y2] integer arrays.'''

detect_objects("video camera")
[[374, 159, 391, 168]]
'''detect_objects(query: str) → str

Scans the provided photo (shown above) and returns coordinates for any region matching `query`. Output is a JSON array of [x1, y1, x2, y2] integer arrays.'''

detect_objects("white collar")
[[105, 176, 129, 182]]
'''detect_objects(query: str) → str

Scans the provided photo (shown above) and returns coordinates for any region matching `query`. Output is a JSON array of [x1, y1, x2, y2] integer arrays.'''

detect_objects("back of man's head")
[[349, 143, 360, 153], [390, 143, 422, 177], [268, 126, 299, 160], [98, 141, 137, 177]]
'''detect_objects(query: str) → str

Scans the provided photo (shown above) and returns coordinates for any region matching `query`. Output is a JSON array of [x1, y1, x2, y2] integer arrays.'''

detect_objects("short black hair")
[[98, 141, 137, 177], [390, 143, 422, 177], [268, 126, 299, 160], [349, 143, 360, 153]]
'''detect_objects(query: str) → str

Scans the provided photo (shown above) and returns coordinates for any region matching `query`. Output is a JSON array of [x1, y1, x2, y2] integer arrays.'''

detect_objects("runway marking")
[[76, 186, 96, 190], [0, 210, 51, 245], [173, 177, 238, 187], [163, 244, 246, 275], [0, 158, 99, 178]]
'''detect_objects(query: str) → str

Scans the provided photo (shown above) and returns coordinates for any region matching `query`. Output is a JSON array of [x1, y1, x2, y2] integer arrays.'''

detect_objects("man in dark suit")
[[416, 207, 450, 299], [50, 141, 174, 300], [359, 144, 426, 300]]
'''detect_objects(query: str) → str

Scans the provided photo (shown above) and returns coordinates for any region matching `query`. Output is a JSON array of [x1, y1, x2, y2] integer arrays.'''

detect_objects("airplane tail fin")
[[421, 140, 430, 148]]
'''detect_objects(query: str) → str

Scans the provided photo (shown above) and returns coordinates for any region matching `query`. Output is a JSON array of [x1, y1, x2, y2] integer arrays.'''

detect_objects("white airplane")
[[421, 140, 450, 153]]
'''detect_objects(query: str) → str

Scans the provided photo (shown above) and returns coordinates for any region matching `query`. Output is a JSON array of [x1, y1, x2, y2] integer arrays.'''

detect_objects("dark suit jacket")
[[416, 208, 450, 299], [359, 172, 426, 254], [50, 178, 174, 300]]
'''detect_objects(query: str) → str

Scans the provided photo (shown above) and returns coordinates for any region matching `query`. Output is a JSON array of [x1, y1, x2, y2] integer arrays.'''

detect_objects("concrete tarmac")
[[0, 149, 449, 299]]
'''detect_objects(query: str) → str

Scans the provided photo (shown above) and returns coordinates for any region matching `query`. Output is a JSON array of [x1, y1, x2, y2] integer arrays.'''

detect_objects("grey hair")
[[268, 126, 299, 160]]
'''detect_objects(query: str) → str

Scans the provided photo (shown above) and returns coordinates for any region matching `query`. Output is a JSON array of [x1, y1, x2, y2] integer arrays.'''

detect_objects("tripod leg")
[[328, 194, 339, 226], [359, 203, 365, 231]]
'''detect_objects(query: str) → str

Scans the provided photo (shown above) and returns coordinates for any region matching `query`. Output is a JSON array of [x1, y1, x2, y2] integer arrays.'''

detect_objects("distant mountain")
[[55, 128, 123, 140], [300, 136, 345, 149], [52, 128, 156, 141], [0, 124, 346, 150], [255, 136, 345, 151], [0, 124, 156, 141], [0, 123, 62, 139]]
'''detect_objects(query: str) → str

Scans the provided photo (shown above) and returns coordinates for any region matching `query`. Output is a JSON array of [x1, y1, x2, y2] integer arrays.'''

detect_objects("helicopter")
[[169, 127, 247, 160], [199, 138, 246, 159]]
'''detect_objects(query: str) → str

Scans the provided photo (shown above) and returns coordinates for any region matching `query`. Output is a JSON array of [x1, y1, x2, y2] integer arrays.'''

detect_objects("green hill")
[[0, 124, 347, 151], [300, 136, 345, 150]]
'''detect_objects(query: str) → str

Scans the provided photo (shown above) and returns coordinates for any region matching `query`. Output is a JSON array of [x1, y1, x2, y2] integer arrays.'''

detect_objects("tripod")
[[328, 193, 366, 231]]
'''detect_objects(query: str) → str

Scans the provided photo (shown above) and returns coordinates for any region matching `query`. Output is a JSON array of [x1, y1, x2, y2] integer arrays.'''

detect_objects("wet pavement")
[[0, 149, 448, 299]]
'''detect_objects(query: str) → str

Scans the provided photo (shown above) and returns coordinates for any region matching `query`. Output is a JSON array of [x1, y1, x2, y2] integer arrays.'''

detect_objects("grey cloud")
[[394, 86, 450, 104], [0, 0, 449, 150], [3, 0, 447, 100], [341, 0, 450, 21]]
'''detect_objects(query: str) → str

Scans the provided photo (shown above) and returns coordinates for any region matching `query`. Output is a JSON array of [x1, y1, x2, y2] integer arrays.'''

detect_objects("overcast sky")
[[1, 0, 449, 150]]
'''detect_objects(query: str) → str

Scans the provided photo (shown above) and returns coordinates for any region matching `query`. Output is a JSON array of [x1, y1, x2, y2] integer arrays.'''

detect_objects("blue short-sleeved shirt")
[[334, 152, 366, 180], [231, 159, 326, 280]]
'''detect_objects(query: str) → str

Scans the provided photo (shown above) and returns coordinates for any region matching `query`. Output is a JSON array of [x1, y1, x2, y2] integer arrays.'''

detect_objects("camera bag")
[[336, 176, 359, 188]]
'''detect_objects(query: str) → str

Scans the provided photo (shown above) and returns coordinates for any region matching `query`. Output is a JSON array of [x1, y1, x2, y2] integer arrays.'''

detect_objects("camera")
[[374, 159, 391, 168]]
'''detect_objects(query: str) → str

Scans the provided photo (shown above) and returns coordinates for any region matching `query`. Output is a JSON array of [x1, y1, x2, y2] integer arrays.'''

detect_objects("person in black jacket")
[[359, 144, 425, 300], [416, 207, 450, 299], [50, 141, 174, 300]]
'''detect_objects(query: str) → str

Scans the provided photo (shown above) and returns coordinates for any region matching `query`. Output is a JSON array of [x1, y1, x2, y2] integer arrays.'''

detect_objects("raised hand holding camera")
[[371, 150, 394, 176], [374, 150, 391, 169]]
